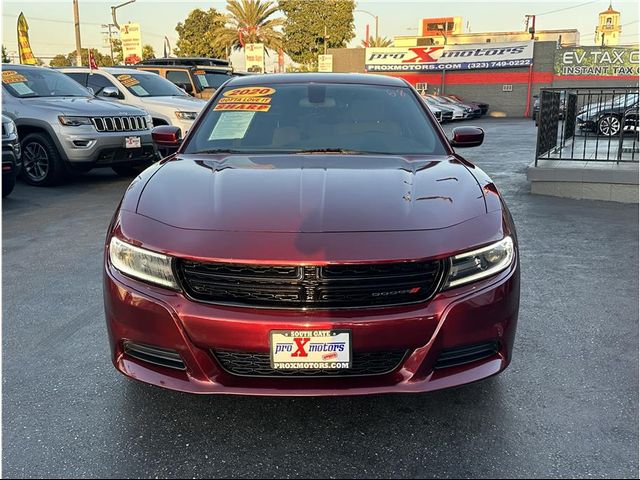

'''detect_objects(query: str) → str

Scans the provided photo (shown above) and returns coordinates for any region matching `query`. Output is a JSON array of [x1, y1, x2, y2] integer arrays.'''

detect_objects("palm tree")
[[360, 36, 393, 47], [212, 0, 283, 52]]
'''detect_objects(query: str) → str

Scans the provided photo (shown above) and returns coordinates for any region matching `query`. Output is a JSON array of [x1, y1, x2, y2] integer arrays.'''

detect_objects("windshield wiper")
[[191, 149, 249, 154], [295, 148, 368, 155]]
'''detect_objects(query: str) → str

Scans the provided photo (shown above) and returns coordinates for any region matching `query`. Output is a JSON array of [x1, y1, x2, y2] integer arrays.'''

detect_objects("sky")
[[2, 0, 639, 69]]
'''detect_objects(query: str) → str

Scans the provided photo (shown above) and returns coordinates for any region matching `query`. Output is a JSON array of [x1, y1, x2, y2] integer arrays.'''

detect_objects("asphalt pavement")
[[2, 118, 638, 478]]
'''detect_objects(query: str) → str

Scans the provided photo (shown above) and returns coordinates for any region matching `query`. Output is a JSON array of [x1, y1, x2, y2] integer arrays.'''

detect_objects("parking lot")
[[2, 118, 638, 478]]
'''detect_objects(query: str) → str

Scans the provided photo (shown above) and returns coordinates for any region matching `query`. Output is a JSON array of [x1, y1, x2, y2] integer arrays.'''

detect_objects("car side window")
[[87, 74, 118, 95], [166, 70, 192, 87], [64, 72, 88, 87]]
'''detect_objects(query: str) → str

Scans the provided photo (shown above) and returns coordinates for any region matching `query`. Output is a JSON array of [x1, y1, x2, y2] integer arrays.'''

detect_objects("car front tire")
[[20, 133, 67, 186]]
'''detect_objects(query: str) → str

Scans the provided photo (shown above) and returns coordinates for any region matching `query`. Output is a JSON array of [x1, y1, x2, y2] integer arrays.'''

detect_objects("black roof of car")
[[224, 73, 408, 87], [137, 57, 230, 67]]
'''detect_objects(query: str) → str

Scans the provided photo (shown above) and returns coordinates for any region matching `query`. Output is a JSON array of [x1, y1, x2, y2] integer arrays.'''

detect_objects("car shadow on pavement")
[[112, 376, 511, 477]]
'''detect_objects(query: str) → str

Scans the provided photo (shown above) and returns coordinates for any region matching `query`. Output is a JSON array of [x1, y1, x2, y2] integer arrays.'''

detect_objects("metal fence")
[[535, 87, 639, 165]]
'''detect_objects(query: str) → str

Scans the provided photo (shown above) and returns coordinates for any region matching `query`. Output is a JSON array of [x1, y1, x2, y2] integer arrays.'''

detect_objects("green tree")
[[361, 36, 392, 47], [106, 38, 123, 64], [175, 8, 227, 58], [2, 46, 10, 63], [65, 48, 114, 67], [49, 54, 71, 67], [279, 0, 355, 69], [212, 0, 283, 53], [142, 44, 155, 60]]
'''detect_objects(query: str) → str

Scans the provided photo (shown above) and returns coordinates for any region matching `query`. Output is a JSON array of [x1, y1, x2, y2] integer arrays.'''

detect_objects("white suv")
[[61, 68, 206, 135]]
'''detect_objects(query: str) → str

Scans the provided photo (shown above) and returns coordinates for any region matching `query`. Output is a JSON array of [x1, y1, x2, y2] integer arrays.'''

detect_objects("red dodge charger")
[[103, 73, 520, 395]]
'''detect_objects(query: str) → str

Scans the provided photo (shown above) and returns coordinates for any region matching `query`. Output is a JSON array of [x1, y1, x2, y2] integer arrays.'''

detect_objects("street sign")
[[121, 23, 142, 65], [245, 43, 265, 73], [318, 54, 333, 72]]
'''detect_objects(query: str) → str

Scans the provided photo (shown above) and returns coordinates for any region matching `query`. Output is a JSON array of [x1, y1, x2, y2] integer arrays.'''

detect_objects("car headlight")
[[2, 119, 17, 136], [109, 237, 179, 290], [175, 111, 198, 121], [144, 114, 153, 129], [445, 236, 514, 289], [58, 116, 93, 126]]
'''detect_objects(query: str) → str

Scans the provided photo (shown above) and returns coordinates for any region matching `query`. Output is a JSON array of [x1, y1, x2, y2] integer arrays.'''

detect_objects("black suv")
[[137, 57, 230, 68], [2, 115, 22, 197]]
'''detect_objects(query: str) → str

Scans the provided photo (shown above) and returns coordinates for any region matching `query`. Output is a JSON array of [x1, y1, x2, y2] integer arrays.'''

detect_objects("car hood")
[[137, 95, 206, 111], [135, 154, 487, 233], [20, 96, 147, 116]]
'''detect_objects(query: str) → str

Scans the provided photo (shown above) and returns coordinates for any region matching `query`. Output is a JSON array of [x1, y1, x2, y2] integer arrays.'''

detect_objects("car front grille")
[[91, 116, 148, 132], [177, 260, 445, 309], [213, 350, 407, 377]]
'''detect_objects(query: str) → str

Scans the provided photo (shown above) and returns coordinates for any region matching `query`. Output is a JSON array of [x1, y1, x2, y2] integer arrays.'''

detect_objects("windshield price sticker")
[[218, 96, 272, 105], [214, 103, 271, 112], [270, 330, 352, 369], [117, 74, 140, 88], [2, 71, 28, 84], [223, 86, 275, 97], [209, 111, 256, 140]]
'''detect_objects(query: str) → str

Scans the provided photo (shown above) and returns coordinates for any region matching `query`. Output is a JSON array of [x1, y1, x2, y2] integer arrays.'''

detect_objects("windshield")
[[2, 68, 91, 98], [114, 73, 188, 97], [184, 83, 446, 156], [193, 69, 233, 89]]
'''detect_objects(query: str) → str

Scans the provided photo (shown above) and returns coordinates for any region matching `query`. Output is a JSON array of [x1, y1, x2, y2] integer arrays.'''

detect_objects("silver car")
[[2, 64, 156, 186]]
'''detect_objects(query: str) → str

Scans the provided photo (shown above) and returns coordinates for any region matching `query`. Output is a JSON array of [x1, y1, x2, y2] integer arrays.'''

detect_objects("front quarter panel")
[[120, 160, 167, 213], [453, 153, 503, 213]]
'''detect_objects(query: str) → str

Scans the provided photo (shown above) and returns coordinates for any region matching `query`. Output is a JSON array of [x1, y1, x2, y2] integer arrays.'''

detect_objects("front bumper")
[[56, 125, 156, 166], [104, 256, 520, 396]]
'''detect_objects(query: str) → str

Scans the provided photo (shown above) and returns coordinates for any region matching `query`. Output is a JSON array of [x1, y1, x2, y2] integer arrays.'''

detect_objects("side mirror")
[[449, 126, 484, 148], [101, 86, 122, 99], [176, 82, 193, 94], [87, 87, 95, 95], [152, 125, 182, 148]]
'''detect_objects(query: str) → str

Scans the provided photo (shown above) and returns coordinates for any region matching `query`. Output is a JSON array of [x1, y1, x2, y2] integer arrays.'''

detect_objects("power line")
[[2, 13, 103, 26], [2, 13, 167, 38], [535, 0, 600, 17]]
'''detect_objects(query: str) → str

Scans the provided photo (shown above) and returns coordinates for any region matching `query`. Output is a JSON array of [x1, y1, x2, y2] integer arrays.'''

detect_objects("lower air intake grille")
[[434, 341, 499, 369], [124, 341, 186, 370], [213, 350, 407, 377]]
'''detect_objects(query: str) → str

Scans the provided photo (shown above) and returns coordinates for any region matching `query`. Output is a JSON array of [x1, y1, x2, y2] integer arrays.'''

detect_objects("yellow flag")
[[17, 12, 37, 65]]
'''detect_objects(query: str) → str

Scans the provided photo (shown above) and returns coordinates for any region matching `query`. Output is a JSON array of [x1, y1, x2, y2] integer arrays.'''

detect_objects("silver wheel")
[[22, 141, 50, 182], [598, 115, 620, 137]]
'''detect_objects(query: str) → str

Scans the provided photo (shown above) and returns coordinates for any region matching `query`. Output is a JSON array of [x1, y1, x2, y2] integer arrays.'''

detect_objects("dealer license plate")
[[125, 136, 141, 149], [270, 330, 351, 370]]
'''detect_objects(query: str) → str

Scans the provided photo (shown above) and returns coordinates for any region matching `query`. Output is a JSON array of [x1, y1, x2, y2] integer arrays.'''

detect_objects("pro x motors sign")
[[555, 46, 639, 76], [365, 41, 534, 72]]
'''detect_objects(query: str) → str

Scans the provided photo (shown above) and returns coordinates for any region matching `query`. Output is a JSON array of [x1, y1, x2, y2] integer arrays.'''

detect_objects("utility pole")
[[525, 14, 536, 40], [102, 23, 116, 64], [73, 0, 82, 66], [323, 25, 329, 55], [355, 9, 379, 41]]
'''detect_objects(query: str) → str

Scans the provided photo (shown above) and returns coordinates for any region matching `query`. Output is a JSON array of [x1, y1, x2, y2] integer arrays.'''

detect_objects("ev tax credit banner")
[[554, 46, 639, 76], [365, 42, 534, 72]]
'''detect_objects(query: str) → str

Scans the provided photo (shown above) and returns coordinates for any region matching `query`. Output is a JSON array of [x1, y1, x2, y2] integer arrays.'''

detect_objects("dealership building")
[[327, 15, 638, 117]]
